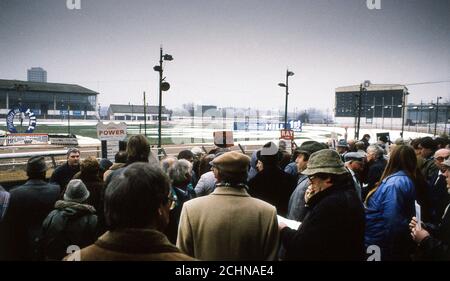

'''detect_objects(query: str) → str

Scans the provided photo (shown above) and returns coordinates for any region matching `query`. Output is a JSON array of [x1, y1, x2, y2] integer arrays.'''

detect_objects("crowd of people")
[[0, 133, 450, 261]]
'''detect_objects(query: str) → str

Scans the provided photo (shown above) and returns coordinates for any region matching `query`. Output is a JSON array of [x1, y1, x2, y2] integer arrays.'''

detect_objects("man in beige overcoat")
[[176, 151, 279, 260]]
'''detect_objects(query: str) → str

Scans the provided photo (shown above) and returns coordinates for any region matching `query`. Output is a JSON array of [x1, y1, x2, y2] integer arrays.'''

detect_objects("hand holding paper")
[[277, 215, 301, 230]]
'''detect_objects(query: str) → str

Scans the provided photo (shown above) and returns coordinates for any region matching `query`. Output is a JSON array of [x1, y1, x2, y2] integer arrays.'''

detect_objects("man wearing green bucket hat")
[[279, 149, 365, 260]]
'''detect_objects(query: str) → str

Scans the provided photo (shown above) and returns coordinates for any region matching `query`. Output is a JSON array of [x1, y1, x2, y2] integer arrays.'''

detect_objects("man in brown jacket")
[[64, 162, 194, 261], [176, 151, 279, 260]]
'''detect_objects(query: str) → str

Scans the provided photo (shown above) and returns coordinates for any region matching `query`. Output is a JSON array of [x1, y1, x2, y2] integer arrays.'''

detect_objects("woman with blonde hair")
[[365, 145, 430, 261]]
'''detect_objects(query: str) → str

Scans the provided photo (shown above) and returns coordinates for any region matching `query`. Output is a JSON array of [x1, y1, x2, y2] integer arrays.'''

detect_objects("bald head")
[[434, 149, 450, 172]]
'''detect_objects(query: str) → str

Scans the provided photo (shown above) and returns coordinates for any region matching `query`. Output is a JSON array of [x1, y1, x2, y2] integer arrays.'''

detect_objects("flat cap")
[[344, 152, 365, 162], [210, 151, 251, 173]]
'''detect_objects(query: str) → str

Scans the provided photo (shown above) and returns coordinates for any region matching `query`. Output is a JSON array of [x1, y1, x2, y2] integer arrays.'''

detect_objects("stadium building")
[[335, 84, 408, 127], [0, 79, 99, 119]]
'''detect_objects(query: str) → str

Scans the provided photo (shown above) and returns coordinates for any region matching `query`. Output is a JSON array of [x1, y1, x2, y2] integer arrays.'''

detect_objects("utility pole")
[[143, 91, 147, 137], [67, 104, 71, 135], [434, 96, 442, 136]]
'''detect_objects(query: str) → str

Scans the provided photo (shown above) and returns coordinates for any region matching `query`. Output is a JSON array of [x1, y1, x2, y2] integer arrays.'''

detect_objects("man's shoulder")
[[184, 190, 276, 212], [53, 163, 68, 172]]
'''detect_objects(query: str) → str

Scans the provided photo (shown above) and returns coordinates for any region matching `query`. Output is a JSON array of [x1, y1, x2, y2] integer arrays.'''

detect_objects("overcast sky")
[[0, 0, 449, 111]]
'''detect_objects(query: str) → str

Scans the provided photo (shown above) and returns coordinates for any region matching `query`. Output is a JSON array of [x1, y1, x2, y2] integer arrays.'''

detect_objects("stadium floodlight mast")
[[400, 88, 409, 138], [355, 80, 371, 140], [434, 96, 442, 136], [278, 69, 295, 130], [153, 46, 173, 156]]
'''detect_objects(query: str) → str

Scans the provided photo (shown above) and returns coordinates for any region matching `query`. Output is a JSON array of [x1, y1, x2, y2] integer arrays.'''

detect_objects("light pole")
[[67, 103, 71, 135], [400, 88, 408, 138], [153, 47, 173, 151], [434, 96, 443, 136], [428, 104, 434, 134], [355, 80, 371, 140], [143, 91, 147, 137], [278, 69, 294, 130]]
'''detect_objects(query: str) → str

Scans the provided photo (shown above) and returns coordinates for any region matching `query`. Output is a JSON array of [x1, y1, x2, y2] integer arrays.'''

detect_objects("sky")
[[0, 0, 449, 112]]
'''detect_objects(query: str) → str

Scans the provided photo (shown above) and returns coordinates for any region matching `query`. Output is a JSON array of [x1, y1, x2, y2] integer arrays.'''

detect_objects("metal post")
[[382, 96, 385, 129], [391, 96, 394, 130], [434, 97, 441, 136], [444, 105, 448, 135], [157, 47, 163, 150], [401, 90, 407, 138], [284, 70, 289, 130], [67, 104, 71, 135], [373, 96, 376, 129], [143, 91, 147, 137], [355, 84, 362, 140]]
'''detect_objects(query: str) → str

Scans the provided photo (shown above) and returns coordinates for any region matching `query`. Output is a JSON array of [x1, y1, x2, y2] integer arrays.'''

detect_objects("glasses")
[[167, 193, 176, 211], [436, 156, 450, 162]]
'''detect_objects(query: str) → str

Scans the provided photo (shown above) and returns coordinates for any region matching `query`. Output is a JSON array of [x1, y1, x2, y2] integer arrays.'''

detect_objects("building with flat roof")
[[0, 79, 99, 119], [335, 84, 408, 127]]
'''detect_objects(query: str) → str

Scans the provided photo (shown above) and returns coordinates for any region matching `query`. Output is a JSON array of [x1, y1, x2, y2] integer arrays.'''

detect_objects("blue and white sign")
[[234, 120, 302, 132], [6, 107, 37, 133]]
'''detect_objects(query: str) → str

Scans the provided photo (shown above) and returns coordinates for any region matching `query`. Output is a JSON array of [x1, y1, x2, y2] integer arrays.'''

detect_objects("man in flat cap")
[[0, 156, 60, 260], [336, 139, 350, 162], [279, 149, 365, 260], [344, 152, 366, 200], [176, 151, 279, 260]]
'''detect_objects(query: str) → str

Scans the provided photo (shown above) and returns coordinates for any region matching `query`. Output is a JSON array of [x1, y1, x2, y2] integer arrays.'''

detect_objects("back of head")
[[191, 146, 203, 157], [80, 156, 100, 177], [27, 156, 47, 180], [382, 145, 417, 180], [177, 150, 194, 161], [434, 137, 449, 149], [411, 138, 422, 149], [355, 141, 366, 151], [379, 135, 389, 143], [105, 162, 170, 230], [420, 137, 437, 152], [199, 154, 215, 176], [114, 151, 128, 164], [160, 156, 178, 175], [367, 144, 384, 159], [126, 135, 150, 164], [168, 159, 192, 186], [257, 142, 280, 167], [278, 140, 288, 152], [99, 158, 113, 172]]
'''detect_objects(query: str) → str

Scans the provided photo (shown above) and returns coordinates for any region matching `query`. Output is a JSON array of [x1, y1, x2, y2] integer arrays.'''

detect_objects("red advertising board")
[[280, 129, 294, 140]]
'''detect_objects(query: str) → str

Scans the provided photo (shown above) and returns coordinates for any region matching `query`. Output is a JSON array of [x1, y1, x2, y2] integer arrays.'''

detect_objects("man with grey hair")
[[160, 156, 178, 175], [166, 159, 196, 244], [344, 152, 365, 200], [50, 147, 81, 190], [363, 144, 387, 200]]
